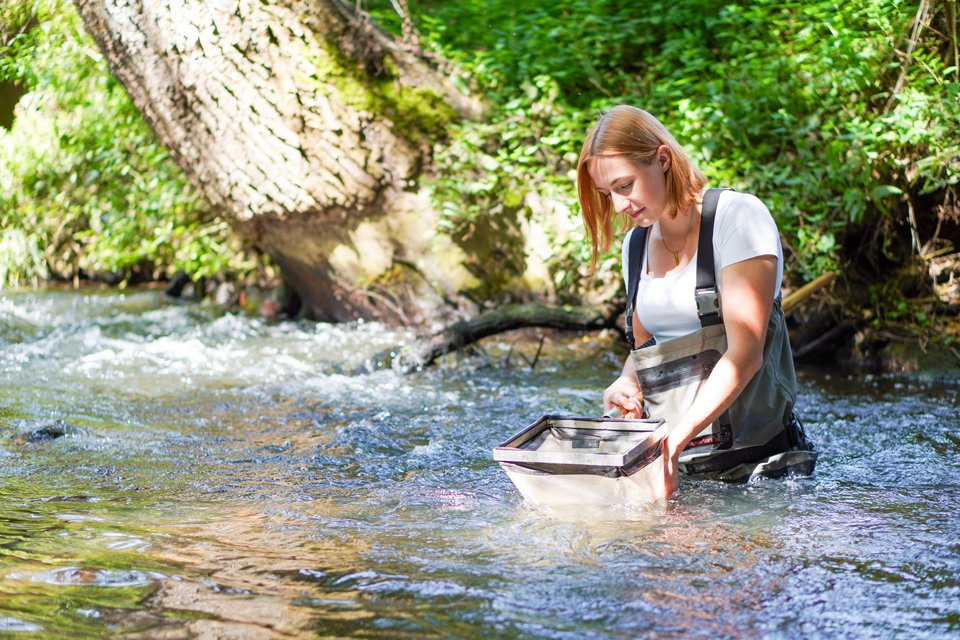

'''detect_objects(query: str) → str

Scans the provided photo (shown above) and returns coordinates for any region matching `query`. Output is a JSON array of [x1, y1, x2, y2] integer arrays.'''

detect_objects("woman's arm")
[[602, 310, 651, 418], [657, 254, 778, 497]]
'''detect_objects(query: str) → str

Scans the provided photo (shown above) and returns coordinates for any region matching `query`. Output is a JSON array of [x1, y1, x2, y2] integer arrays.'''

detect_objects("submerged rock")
[[20, 419, 85, 443], [164, 271, 192, 298], [0, 307, 40, 345]]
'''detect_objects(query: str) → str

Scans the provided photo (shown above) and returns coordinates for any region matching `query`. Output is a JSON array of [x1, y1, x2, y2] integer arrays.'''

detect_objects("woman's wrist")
[[664, 424, 694, 461]]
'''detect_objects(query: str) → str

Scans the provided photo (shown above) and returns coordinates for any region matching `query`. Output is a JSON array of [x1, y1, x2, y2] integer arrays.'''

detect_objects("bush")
[[0, 0, 254, 288], [373, 0, 959, 295]]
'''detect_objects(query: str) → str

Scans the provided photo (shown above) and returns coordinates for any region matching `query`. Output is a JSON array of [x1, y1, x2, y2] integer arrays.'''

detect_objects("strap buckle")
[[695, 287, 722, 325]]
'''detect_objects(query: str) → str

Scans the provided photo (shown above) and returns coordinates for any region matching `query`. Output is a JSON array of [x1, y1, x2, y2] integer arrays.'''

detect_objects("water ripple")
[[26, 567, 165, 587]]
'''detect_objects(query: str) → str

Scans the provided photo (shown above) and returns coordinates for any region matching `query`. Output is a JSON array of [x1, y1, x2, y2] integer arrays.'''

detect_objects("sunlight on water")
[[1, 288, 959, 638]]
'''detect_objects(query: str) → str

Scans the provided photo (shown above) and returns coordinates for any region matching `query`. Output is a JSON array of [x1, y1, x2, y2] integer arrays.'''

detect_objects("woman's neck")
[[658, 203, 698, 245]]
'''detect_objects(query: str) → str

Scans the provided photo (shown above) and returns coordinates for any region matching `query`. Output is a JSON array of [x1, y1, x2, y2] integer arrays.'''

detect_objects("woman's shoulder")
[[713, 189, 780, 255], [716, 189, 771, 219], [715, 190, 777, 235]]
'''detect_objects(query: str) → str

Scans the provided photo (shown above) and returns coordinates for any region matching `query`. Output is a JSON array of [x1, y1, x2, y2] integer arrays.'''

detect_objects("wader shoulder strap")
[[624, 226, 648, 350], [695, 188, 732, 328], [624, 187, 733, 344]]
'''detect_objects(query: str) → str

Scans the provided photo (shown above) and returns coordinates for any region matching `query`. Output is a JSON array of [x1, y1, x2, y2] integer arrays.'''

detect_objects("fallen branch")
[[783, 272, 837, 315], [793, 319, 859, 360], [368, 269, 848, 372], [367, 303, 616, 372]]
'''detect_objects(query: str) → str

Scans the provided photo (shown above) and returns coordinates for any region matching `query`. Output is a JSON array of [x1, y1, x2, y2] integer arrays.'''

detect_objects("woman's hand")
[[652, 425, 681, 501], [602, 375, 644, 419]]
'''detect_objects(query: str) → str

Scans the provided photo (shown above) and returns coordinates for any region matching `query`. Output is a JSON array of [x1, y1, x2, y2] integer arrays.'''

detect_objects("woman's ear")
[[657, 145, 672, 174]]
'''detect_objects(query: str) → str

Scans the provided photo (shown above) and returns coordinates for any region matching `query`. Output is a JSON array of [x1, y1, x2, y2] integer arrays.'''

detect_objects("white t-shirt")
[[621, 191, 783, 343]]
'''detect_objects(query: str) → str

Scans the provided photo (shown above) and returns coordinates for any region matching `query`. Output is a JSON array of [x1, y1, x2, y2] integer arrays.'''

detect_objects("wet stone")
[[20, 419, 85, 442]]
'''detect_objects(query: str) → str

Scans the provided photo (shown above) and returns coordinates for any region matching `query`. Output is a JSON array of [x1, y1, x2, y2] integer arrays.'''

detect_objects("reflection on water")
[[1, 288, 959, 638]]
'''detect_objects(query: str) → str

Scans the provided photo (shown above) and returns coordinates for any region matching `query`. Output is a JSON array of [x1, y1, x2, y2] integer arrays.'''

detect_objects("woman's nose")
[[610, 193, 630, 213]]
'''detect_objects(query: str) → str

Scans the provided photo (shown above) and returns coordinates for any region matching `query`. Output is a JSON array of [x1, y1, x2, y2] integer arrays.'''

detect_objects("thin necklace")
[[660, 228, 685, 266]]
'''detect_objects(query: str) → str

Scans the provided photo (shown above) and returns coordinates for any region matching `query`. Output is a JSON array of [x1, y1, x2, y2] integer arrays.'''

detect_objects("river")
[[1, 288, 958, 639]]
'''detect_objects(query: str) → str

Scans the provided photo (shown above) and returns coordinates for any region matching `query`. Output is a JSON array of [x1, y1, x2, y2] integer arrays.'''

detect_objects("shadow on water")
[[1, 289, 959, 638]]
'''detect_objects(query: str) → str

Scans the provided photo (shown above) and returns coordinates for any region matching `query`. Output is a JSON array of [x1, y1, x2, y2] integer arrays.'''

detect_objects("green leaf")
[[870, 185, 903, 199]]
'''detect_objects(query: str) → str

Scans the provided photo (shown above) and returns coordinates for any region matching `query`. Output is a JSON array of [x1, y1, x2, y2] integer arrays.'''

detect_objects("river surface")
[[1, 288, 958, 639]]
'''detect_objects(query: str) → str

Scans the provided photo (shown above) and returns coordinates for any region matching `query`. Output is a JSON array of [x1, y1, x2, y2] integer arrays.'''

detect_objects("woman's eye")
[[617, 182, 632, 192]]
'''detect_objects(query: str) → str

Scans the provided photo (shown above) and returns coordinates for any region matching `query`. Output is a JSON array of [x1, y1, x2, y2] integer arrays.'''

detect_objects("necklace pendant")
[[672, 251, 680, 266]]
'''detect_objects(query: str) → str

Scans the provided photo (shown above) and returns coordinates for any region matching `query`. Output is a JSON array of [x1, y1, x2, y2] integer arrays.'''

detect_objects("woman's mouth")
[[627, 207, 645, 220]]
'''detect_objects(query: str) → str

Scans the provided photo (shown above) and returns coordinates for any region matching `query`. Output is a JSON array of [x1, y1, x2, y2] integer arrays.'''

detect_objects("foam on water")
[[1, 291, 416, 404]]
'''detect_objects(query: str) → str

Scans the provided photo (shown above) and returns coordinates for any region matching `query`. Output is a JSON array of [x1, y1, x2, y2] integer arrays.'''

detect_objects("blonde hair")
[[577, 105, 706, 271]]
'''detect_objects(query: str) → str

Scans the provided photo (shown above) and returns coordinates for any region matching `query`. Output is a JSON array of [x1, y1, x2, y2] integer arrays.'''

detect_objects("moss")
[[301, 40, 457, 144], [365, 262, 406, 288], [378, 78, 458, 142]]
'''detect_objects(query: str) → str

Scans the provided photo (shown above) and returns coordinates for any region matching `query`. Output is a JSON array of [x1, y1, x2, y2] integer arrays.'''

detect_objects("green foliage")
[[671, 0, 959, 279], [2, 0, 958, 309], [0, 0, 253, 289], [369, 0, 648, 302], [371, 0, 959, 297]]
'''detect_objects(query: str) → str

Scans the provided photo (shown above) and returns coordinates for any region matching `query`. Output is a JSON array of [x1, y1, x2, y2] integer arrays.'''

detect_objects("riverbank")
[[787, 299, 960, 377]]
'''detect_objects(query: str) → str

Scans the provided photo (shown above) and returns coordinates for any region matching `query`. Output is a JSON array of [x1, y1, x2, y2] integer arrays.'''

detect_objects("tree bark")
[[72, 0, 482, 324]]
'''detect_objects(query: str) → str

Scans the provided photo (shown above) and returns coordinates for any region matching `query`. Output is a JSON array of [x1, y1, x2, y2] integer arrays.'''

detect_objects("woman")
[[577, 105, 814, 499]]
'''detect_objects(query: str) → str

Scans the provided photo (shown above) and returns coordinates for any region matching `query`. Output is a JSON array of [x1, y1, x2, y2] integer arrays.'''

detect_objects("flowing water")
[[1, 288, 958, 639]]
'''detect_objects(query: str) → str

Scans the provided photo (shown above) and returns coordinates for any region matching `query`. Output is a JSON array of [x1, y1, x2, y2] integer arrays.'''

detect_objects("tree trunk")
[[72, 0, 482, 325]]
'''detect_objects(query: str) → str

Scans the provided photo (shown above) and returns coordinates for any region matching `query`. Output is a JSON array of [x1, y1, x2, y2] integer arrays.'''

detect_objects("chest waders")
[[624, 189, 818, 482]]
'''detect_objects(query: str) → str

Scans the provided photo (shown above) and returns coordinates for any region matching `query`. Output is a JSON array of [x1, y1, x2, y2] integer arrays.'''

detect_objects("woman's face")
[[587, 148, 671, 227]]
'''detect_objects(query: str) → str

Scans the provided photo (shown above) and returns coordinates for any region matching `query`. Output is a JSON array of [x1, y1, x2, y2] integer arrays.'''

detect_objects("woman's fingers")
[[603, 379, 643, 416]]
